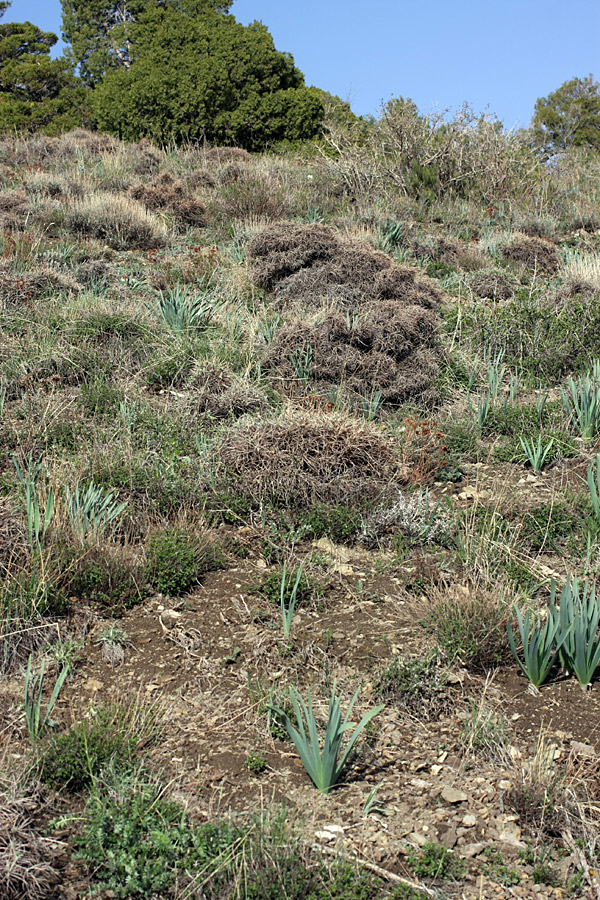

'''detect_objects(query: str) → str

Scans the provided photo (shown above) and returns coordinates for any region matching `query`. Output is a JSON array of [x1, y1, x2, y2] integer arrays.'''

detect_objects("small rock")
[[440, 826, 458, 848], [441, 786, 468, 804], [84, 678, 103, 692], [462, 814, 477, 827], [499, 780, 512, 790], [407, 832, 429, 847], [570, 740, 596, 758], [461, 842, 485, 858]]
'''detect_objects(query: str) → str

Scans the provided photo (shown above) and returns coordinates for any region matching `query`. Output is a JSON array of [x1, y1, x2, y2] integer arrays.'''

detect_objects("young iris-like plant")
[[556, 577, 600, 687], [13, 455, 55, 549], [24, 655, 68, 743], [289, 345, 314, 385], [561, 370, 600, 441], [65, 480, 127, 541], [507, 604, 568, 687], [519, 434, 555, 473], [269, 684, 384, 794], [279, 562, 304, 640], [585, 454, 600, 525], [151, 284, 220, 334]]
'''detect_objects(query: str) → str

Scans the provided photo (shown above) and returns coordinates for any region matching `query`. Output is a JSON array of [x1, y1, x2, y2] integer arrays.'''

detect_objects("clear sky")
[[5, 0, 600, 128]]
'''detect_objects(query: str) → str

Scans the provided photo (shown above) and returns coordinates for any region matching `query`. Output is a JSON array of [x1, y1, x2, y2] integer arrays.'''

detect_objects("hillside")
[[1, 129, 600, 900]]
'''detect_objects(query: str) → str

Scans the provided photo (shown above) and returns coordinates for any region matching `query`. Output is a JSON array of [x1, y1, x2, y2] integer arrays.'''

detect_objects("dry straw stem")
[[0, 771, 61, 900], [215, 408, 406, 508]]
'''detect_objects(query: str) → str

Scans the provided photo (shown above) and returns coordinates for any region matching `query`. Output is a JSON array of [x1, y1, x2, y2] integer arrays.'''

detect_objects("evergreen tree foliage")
[[61, 0, 233, 85], [0, 6, 86, 134], [532, 75, 600, 156], [89, 5, 324, 148]]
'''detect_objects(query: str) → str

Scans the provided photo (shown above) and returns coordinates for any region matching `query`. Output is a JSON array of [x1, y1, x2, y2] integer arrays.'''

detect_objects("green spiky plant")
[[507, 604, 568, 688], [269, 684, 383, 794], [64, 480, 127, 542], [556, 577, 600, 687]]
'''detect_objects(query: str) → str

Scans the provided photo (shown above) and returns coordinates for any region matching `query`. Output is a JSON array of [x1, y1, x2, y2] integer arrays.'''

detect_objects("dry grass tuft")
[[65, 194, 168, 250], [130, 172, 206, 227], [215, 410, 405, 508], [501, 234, 559, 274], [0, 773, 62, 899], [468, 268, 518, 300]]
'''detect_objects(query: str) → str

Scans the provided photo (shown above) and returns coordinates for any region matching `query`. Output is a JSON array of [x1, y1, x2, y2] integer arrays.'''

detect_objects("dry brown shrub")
[[193, 364, 265, 419], [249, 223, 340, 290], [130, 138, 162, 175], [502, 234, 559, 274], [0, 190, 33, 229], [264, 304, 438, 404], [409, 236, 460, 265], [468, 268, 518, 300], [130, 172, 206, 227], [217, 172, 290, 221], [63, 128, 119, 155], [0, 775, 62, 899], [249, 223, 441, 312], [215, 410, 405, 508], [0, 263, 80, 306]]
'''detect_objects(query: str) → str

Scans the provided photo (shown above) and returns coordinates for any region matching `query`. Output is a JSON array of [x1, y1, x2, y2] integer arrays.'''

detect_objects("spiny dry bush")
[[130, 171, 206, 227], [64, 194, 168, 250], [250, 223, 441, 403], [215, 411, 404, 508], [250, 223, 440, 310], [214, 410, 405, 509], [501, 234, 560, 274], [264, 305, 439, 404], [0, 774, 61, 900]]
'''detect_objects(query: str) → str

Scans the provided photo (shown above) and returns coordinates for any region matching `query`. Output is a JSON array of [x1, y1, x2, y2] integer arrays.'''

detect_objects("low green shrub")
[[39, 703, 142, 790], [373, 653, 451, 719], [296, 504, 362, 544], [407, 841, 465, 881], [145, 527, 224, 595]]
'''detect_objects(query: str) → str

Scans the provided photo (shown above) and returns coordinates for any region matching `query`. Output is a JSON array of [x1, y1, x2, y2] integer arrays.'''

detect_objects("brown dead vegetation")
[[130, 172, 206, 227], [0, 775, 62, 900], [215, 410, 405, 508], [264, 305, 439, 405], [502, 234, 559, 274]]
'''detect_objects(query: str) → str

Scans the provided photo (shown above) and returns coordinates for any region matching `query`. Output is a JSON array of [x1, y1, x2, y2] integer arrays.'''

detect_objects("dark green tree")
[[61, 0, 233, 85], [89, 6, 324, 148], [532, 75, 600, 155], [0, 11, 87, 134]]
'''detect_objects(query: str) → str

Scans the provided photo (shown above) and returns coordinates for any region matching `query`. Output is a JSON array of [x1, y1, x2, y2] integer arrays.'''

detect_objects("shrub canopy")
[[89, 6, 323, 148], [532, 75, 600, 156]]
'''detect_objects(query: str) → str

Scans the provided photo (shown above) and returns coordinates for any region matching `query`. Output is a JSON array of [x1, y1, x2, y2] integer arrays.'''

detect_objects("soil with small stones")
[[4, 535, 600, 900]]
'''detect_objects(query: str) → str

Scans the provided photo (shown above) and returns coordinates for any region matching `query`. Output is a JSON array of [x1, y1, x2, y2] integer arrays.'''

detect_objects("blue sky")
[[6, 0, 599, 127]]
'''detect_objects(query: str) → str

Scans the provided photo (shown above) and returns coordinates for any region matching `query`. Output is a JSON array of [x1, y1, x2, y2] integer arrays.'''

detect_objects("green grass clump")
[[407, 841, 466, 881], [520, 502, 578, 551], [251, 565, 316, 607], [145, 527, 224, 595], [296, 504, 362, 544], [39, 703, 143, 790]]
